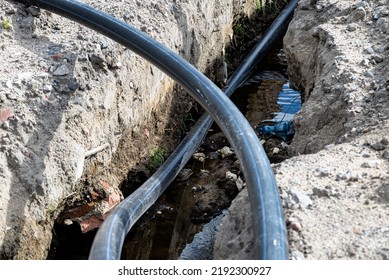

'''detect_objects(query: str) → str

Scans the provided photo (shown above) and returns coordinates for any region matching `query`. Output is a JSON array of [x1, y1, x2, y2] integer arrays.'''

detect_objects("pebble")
[[290, 221, 302, 232], [288, 217, 303, 232], [349, 172, 363, 182], [354, 1, 369, 9], [53, 65, 70, 76], [347, 23, 358, 32], [376, 185, 389, 203], [363, 70, 374, 78], [19, 15, 35, 30], [291, 250, 305, 260], [315, 167, 331, 177], [193, 152, 206, 162], [315, 4, 323, 12], [68, 81, 79, 92], [217, 146, 234, 158], [235, 177, 244, 191], [5, 6, 17, 14], [42, 84, 53, 93], [64, 219, 73, 226], [289, 187, 313, 208], [360, 58, 370, 67], [376, 18, 389, 32], [372, 55, 384, 63], [373, 6, 388, 21], [371, 138, 388, 151], [226, 171, 237, 181], [312, 187, 330, 198], [361, 160, 380, 168], [26, 6, 41, 17], [364, 47, 375, 54], [349, 7, 366, 22]]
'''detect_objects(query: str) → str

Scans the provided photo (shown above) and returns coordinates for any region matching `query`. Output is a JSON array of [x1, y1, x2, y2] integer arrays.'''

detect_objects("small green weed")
[[149, 145, 167, 170], [255, 0, 263, 11], [233, 23, 245, 36], [180, 113, 195, 134], [2, 19, 11, 30]]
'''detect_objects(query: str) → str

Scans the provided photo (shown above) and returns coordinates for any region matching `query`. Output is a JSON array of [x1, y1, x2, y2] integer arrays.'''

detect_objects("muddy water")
[[120, 145, 241, 259]]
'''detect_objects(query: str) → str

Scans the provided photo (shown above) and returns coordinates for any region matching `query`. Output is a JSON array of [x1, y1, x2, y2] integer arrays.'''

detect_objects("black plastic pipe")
[[88, 0, 298, 260], [12, 0, 297, 259]]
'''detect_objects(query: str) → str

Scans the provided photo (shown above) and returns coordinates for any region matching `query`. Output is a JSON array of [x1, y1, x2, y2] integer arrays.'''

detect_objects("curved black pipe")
[[13, 0, 297, 259]]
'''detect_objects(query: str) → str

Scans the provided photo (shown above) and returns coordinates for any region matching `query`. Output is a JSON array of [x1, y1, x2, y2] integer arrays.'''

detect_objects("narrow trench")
[[119, 44, 298, 260], [48, 1, 298, 260]]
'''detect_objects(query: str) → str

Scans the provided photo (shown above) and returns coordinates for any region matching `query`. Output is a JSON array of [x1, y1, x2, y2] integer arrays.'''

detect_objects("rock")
[[67, 80, 79, 92], [288, 218, 302, 232], [19, 15, 35, 30], [53, 65, 70, 76], [193, 152, 206, 162], [365, 47, 375, 54], [63, 219, 73, 226], [217, 146, 234, 158], [5, 6, 17, 15], [179, 213, 225, 260], [372, 55, 384, 63], [315, 167, 331, 177], [376, 18, 389, 33], [235, 177, 244, 191], [361, 160, 380, 168], [347, 23, 358, 32], [42, 84, 53, 93], [375, 185, 389, 203], [213, 189, 255, 260], [371, 139, 388, 151], [383, 149, 389, 159], [373, 6, 389, 20], [312, 187, 330, 198], [291, 250, 305, 260], [226, 171, 237, 181], [349, 7, 366, 22], [26, 6, 41, 17], [89, 54, 105, 69], [289, 187, 313, 208]]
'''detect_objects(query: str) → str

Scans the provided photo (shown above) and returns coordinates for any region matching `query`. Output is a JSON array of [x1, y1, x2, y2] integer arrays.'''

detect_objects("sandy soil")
[[214, 0, 389, 260]]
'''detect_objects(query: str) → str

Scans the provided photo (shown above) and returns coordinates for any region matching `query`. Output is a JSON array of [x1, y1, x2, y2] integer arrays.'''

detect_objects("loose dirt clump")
[[214, 0, 389, 260], [0, 0, 253, 259]]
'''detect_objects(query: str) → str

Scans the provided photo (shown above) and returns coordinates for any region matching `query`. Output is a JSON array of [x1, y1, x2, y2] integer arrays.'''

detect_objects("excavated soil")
[[0, 0, 259, 259], [3, 0, 387, 261], [214, 0, 389, 260]]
